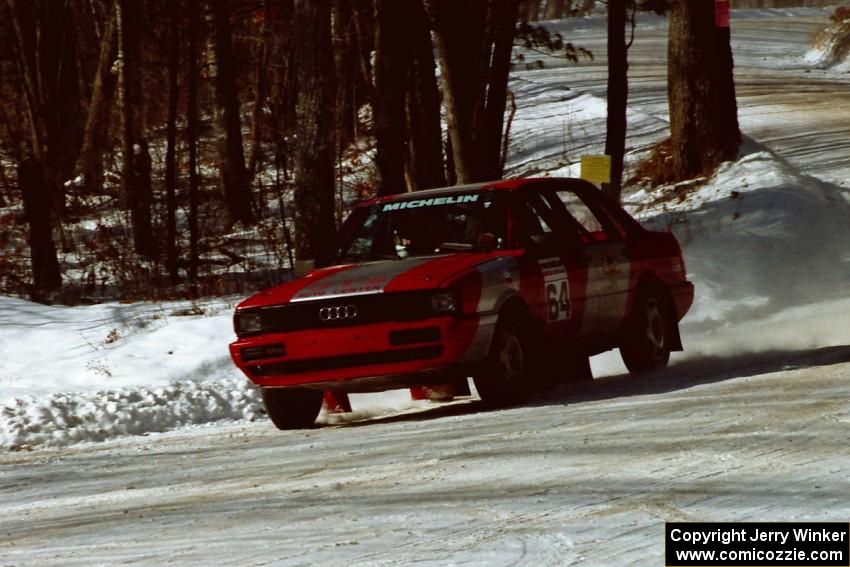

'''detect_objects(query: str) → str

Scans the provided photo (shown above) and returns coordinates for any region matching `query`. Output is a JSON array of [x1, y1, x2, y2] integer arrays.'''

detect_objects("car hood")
[[237, 253, 507, 309]]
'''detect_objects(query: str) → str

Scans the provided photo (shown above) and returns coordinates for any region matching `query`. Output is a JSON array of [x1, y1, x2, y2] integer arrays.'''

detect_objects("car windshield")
[[333, 192, 507, 262]]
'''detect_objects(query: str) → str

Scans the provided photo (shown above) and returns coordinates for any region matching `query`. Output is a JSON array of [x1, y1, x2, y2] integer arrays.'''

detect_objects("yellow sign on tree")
[[580, 155, 612, 185]]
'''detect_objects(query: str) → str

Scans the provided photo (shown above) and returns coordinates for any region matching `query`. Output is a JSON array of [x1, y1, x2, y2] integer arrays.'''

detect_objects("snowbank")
[[0, 297, 265, 449], [633, 144, 850, 329], [1, 377, 262, 450], [0, 295, 440, 449]]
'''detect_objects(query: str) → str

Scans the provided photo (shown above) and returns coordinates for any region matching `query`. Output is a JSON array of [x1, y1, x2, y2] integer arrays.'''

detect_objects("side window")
[[515, 193, 580, 255], [594, 199, 638, 240], [516, 196, 552, 247], [555, 191, 619, 243]]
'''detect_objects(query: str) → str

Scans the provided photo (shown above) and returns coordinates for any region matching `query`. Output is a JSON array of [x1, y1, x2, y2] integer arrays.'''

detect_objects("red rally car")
[[229, 178, 694, 429]]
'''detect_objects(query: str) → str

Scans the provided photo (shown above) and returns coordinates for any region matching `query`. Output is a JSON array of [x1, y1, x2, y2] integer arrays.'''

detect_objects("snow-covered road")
[[2, 341, 849, 566], [507, 10, 850, 188]]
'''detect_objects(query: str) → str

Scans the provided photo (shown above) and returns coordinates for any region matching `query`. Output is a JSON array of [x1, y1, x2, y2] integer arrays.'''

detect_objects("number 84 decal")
[[539, 258, 572, 322]]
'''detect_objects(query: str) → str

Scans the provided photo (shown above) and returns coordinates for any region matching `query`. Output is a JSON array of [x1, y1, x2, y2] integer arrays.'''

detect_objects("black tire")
[[261, 387, 323, 430], [473, 317, 532, 406], [620, 290, 673, 375]]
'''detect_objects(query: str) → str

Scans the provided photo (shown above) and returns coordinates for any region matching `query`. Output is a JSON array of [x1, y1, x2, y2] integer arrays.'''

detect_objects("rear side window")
[[555, 191, 620, 243]]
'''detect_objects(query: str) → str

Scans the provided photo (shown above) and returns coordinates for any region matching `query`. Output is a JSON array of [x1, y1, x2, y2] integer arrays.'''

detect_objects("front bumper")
[[229, 315, 494, 391]]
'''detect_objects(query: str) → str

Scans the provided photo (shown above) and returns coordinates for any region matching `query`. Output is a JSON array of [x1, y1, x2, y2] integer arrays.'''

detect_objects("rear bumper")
[[229, 315, 494, 391], [670, 281, 695, 321]]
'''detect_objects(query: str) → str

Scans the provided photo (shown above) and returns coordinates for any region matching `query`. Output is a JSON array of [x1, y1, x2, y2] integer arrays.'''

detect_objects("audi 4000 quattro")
[[229, 178, 694, 428]]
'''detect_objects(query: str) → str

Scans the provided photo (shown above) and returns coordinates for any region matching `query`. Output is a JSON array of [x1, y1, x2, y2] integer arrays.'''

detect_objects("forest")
[[0, 0, 841, 303]]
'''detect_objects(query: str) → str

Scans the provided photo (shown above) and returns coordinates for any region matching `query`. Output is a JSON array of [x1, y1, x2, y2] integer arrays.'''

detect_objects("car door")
[[511, 191, 595, 340], [551, 189, 633, 337]]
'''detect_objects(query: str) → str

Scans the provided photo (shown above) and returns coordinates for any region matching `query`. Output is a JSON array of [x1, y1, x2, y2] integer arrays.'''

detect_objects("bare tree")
[[116, 0, 155, 257], [426, 0, 521, 184], [293, 0, 337, 267], [374, 0, 412, 196], [187, 0, 201, 283], [406, 0, 446, 191], [604, 0, 628, 203], [164, 0, 181, 284], [74, 9, 117, 195], [4, 0, 75, 296], [247, 11, 270, 181], [519, 0, 541, 21], [545, 0, 570, 20], [210, 0, 256, 225]]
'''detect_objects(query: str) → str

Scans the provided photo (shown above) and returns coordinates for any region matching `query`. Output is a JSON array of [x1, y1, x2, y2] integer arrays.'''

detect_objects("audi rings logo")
[[319, 305, 358, 322]]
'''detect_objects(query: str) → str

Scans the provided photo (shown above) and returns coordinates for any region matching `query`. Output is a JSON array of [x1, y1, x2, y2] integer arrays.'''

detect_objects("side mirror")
[[294, 259, 315, 277], [478, 232, 499, 251]]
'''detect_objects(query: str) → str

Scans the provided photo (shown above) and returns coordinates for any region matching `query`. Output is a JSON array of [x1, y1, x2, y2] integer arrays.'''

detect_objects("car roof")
[[365, 177, 595, 206]]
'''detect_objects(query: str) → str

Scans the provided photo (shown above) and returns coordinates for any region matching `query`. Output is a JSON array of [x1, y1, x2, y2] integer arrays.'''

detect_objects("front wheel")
[[261, 387, 323, 430], [620, 291, 673, 375], [473, 319, 531, 406]]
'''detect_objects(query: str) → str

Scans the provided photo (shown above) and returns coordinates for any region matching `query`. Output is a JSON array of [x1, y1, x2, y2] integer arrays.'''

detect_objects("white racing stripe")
[[290, 258, 432, 302]]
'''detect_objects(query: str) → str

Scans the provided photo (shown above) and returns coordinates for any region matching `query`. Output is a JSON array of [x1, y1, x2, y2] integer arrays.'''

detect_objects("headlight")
[[234, 312, 262, 336], [431, 292, 459, 314]]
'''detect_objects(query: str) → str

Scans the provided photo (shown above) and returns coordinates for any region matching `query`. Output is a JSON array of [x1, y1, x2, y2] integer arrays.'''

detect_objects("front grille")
[[245, 292, 435, 335], [249, 345, 443, 376]]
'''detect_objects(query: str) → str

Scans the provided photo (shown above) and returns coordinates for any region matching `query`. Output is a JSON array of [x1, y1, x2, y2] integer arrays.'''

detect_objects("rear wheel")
[[620, 291, 672, 375], [261, 387, 323, 430], [473, 318, 532, 406]]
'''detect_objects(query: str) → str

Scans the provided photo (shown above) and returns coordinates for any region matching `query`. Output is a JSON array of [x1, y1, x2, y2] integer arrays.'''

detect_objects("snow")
[[637, 145, 850, 326], [2, 7, 849, 453], [0, 297, 265, 448], [1, 8, 850, 565], [2, 347, 849, 565]]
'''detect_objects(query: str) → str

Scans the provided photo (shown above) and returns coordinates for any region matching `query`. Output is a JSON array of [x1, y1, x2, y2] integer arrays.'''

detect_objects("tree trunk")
[[6, 0, 71, 296], [374, 0, 412, 196], [293, 0, 338, 266], [19, 159, 62, 296], [604, 0, 628, 203], [187, 0, 201, 283], [545, 0, 567, 20], [427, 0, 520, 184], [519, 0, 541, 22], [480, 0, 521, 180], [116, 0, 154, 257], [667, 0, 741, 179], [247, 16, 270, 182], [165, 0, 180, 285], [75, 12, 117, 195], [332, 0, 359, 151], [407, 0, 446, 190], [351, 0, 375, 101], [267, 0, 297, 179], [713, 1, 740, 158], [426, 0, 490, 184], [211, 0, 256, 226]]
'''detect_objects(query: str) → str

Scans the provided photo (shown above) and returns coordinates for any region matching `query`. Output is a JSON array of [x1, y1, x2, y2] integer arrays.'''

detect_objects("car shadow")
[[326, 344, 850, 429]]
